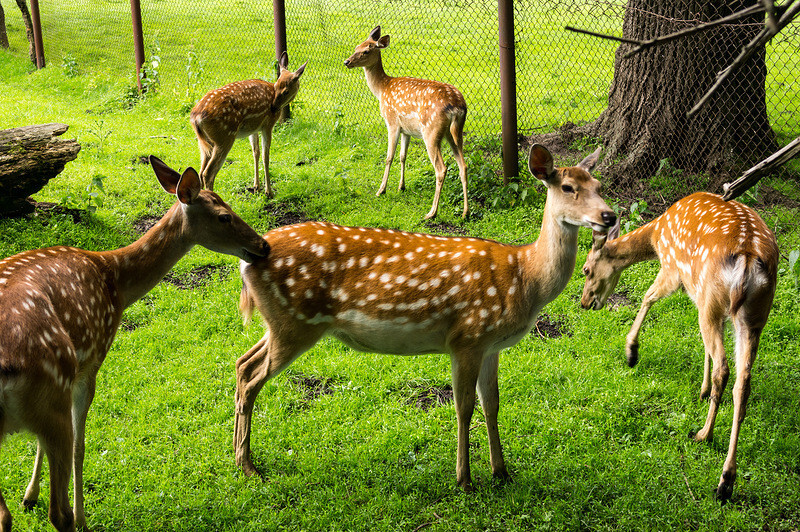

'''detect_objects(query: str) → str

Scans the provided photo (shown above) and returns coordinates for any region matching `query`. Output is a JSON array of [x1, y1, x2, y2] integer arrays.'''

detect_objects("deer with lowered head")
[[191, 51, 307, 196], [580, 192, 778, 501], [233, 144, 616, 492], [344, 25, 468, 220], [0, 157, 269, 532]]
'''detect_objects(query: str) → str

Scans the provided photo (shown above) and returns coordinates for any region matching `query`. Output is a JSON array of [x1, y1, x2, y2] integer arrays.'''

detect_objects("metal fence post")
[[29, 0, 45, 68], [274, 0, 290, 122], [131, 0, 145, 93], [498, 0, 518, 182]]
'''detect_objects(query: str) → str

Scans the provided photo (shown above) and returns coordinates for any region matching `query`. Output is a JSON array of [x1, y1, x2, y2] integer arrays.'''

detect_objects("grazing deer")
[[233, 145, 616, 491], [580, 192, 778, 501], [344, 25, 468, 220], [190, 51, 307, 196], [0, 157, 268, 532]]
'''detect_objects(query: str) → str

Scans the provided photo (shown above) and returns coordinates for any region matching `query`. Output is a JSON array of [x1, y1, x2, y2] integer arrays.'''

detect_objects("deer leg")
[[446, 123, 469, 218], [693, 307, 727, 444], [423, 132, 447, 220], [234, 328, 320, 476], [377, 125, 400, 196], [476, 351, 508, 481], [625, 268, 680, 366], [0, 476, 11, 532], [70, 372, 97, 530], [35, 405, 75, 532], [22, 443, 44, 509], [249, 133, 261, 193], [260, 126, 274, 198], [202, 138, 235, 192], [197, 140, 211, 188], [398, 133, 410, 192], [450, 350, 482, 492]]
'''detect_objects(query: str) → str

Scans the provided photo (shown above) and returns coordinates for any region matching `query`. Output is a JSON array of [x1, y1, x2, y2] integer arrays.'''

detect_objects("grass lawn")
[[1, 5, 800, 530]]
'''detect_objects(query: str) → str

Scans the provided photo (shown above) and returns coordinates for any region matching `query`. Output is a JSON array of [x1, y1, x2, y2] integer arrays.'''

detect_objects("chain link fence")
[[1, 0, 798, 172]]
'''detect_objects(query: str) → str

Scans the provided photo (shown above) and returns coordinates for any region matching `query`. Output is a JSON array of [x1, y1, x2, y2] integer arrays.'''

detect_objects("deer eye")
[[562, 184, 575, 194], [583, 266, 590, 276], [219, 214, 232, 224]]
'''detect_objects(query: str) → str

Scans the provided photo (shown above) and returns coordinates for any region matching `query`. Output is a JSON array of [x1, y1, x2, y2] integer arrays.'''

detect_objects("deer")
[[190, 51, 307, 196], [232, 144, 616, 492], [0, 156, 269, 532], [580, 191, 778, 501], [344, 25, 469, 221]]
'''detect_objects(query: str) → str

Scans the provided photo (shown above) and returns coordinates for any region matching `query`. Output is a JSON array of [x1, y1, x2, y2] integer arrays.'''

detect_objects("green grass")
[[2, 12, 800, 532]]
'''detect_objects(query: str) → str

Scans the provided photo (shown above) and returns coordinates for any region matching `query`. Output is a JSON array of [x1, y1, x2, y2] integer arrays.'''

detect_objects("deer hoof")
[[626, 342, 639, 367]]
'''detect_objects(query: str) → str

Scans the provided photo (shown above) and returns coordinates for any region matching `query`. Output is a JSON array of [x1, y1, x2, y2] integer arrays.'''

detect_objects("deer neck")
[[98, 202, 193, 309], [363, 56, 391, 99], [521, 200, 581, 306], [604, 222, 658, 271]]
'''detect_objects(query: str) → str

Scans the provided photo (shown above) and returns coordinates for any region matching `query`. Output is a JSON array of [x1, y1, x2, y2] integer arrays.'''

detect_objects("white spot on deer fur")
[[359, 257, 369, 268], [366, 293, 377, 301], [286, 277, 296, 287]]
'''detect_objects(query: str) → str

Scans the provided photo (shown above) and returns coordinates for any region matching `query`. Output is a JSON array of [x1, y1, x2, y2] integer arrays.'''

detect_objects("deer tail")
[[239, 282, 256, 325]]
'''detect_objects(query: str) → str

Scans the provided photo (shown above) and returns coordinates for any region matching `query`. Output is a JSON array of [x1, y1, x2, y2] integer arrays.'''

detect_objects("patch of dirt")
[[532, 313, 572, 339], [406, 383, 454, 412], [287, 372, 335, 406], [295, 156, 318, 167], [423, 220, 470, 236], [131, 155, 150, 165], [262, 200, 316, 227], [606, 290, 635, 311], [132, 214, 161, 234], [161, 264, 230, 290], [751, 184, 800, 210], [32, 202, 85, 223]]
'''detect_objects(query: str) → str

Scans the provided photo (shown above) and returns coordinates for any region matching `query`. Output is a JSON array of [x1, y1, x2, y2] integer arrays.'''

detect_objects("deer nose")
[[343, 59, 350, 67], [601, 211, 617, 227]]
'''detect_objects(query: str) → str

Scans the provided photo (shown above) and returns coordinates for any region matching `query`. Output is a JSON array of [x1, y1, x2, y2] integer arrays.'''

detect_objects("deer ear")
[[295, 61, 307, 77], [176, 167, 202, 205], [377, 35, 390, 49], [151, 155, 180, 194], [578, 145, 602, 172], [279, 50, 289, 69], [607, 217, 621, 240], [369, 25, 381, 41], [591, 230, 608, 251], [527, 144, 555, 182]]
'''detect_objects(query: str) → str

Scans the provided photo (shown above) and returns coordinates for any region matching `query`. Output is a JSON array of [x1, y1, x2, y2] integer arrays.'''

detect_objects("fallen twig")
[[722, 136, 800, 201]]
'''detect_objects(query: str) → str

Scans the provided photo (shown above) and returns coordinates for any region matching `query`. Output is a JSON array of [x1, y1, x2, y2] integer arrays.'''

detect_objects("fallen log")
[[0, 123, 81, 216]]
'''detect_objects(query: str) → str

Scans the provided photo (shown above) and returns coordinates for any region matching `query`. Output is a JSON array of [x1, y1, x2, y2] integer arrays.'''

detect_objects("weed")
[[60, 174, 105, 215], [786, 249, 800, 293], [332, 105, 346, 135], [86, 119, 112, 155], [568, 136, 602, 151], [61, 53, 79, 77], [140, 38, 161, 95], [185, 48, 204, 102]]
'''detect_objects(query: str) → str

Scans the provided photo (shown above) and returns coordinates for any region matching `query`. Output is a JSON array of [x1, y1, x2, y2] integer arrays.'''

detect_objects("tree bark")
[[586, 0, 777, 185], [0, 3, 9, 49], [0, 124, 81, 216], [14, 0, 35, 64]]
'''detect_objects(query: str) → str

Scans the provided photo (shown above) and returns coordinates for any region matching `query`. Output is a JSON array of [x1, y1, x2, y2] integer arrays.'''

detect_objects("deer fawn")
[[0, 157, 268, 532], [580, 192, 778, 501], [190, 51, 307, 196], [344, 25, 468, 220], [233, 145, 616, 491]]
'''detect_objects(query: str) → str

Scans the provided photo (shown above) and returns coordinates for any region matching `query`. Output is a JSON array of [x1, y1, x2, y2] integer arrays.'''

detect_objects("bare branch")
[[622, 4, 766, 58], [762, 0, 780, 33], [563, 25, 641, 45], [689, 0, 800, 117], [722, 136, 800, 201]]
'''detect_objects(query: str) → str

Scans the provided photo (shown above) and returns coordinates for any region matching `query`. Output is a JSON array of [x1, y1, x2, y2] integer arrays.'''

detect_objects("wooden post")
[[498, 0, 518, 182], [131, 0, 145, 93], [29, 0, 44, 68], [273, 0, 290, 122]]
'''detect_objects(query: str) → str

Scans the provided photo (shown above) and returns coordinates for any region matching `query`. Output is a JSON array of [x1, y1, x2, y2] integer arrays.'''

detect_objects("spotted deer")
[[233, 145, 616, 491], [580, 192, 778, 501], [344, 25, 468, 220], [0, 157, 268, 532], [190, 51, 307, 196]]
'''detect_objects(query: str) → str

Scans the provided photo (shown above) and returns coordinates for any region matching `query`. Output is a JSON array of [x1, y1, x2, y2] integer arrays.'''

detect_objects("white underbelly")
[[328, 310, 446, 354]]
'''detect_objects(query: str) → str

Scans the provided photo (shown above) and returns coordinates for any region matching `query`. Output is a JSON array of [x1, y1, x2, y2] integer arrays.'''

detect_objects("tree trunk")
[[0, 124, 81, 216], [15, 0, 35, 64], [0, 3, 9, 49], [587, 0, 777, 185]]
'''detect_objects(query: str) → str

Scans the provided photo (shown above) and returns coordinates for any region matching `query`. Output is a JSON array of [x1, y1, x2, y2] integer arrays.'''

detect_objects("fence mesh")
[[1, 0, 798, 175]]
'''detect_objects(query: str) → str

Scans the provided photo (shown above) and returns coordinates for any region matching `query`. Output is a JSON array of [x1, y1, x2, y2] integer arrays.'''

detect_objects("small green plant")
[[615, 199, 650, 233], [568, 136, 602, 151], [86, 119, 112, 154], [60, 174, 106, 214], [140, 38, 161, 95], [61, 53, 79, 78], [332, 105, 346, 135], [787, 249, 800, 292], [185, 49, 204, 102]]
